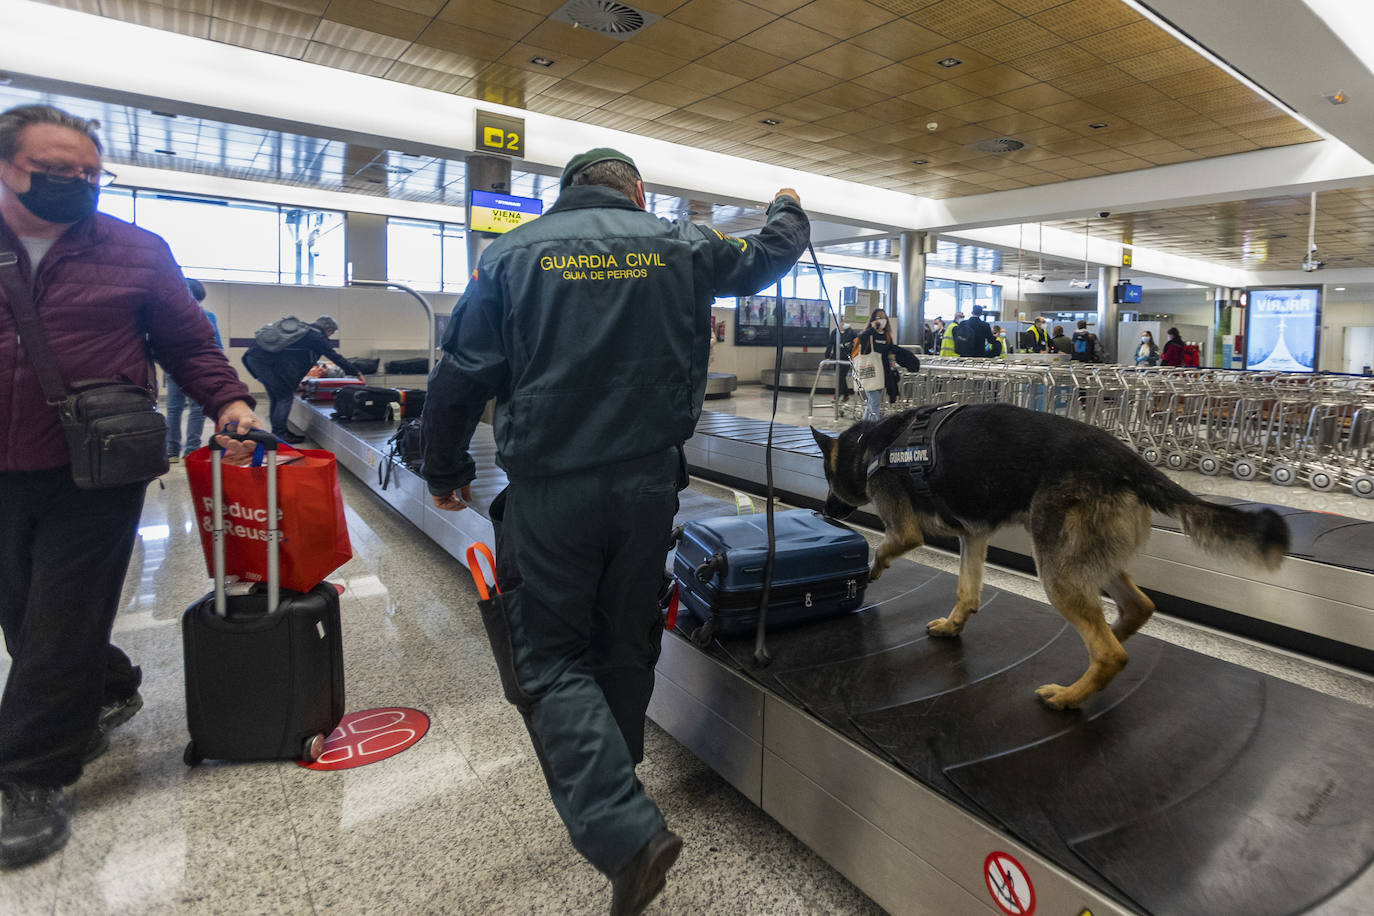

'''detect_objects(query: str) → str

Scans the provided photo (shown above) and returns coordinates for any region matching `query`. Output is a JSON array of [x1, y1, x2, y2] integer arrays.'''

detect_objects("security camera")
[[1023, 273, 1047, 283], [1097, 210, 1111, 219], [1068, 278, 1093, 289], [1301, 257, 1324, 272]]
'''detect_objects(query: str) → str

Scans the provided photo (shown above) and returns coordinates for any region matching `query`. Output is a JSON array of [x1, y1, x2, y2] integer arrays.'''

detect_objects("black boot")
[[610, 828, 682, 916], [0, 783, 70, 869]]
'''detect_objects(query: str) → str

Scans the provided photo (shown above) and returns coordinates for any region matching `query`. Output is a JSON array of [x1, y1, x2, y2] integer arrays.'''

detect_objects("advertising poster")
[[1245, 287, 1319, 372], [735, 296, 833, 347]]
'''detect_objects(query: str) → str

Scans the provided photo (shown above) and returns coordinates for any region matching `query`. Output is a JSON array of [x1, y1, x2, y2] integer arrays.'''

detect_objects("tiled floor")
[[0, 465, 881, 916]]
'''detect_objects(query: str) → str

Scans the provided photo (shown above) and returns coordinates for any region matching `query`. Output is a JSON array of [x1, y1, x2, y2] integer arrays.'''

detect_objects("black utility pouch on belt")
[[1, 251, 168, 488]]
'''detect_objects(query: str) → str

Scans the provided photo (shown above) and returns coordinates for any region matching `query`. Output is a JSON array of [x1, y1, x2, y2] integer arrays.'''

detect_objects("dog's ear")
[[810, 427, 838, 463]]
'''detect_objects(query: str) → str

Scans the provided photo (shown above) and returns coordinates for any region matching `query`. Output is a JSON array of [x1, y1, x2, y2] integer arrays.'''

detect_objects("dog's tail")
[[1133, 471, 1290, 569]]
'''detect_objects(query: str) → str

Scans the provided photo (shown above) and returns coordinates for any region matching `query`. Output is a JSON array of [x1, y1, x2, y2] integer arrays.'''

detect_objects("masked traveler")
[[421, 148, 808, 915], [164, 277, 222, 461], [0, 104, 258, 869]]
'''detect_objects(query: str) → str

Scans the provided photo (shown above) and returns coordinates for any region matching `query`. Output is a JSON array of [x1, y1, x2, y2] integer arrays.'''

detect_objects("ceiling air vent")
[[552, 0, 660, 40], [974, 137, 1025, 153]]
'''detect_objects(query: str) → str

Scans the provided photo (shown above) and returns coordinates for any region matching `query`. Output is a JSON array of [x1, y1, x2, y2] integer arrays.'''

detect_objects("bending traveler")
[[0, 104, 258, 869], [421, 147, 808, 915], [242, 314, 361, 442]]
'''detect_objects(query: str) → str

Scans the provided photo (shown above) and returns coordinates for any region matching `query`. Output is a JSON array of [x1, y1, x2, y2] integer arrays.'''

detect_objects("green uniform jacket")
[[422, 185, 809, 494]]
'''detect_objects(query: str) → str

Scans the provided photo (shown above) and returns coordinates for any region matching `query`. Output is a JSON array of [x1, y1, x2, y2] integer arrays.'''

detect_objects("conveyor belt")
[[293, 400, 1374, 915], [700, 564, 1374, 914], [685, 410, 1374, 671]]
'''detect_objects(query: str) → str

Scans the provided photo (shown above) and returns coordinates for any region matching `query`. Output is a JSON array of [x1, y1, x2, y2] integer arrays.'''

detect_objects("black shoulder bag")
[[0, 250, 168, 488]]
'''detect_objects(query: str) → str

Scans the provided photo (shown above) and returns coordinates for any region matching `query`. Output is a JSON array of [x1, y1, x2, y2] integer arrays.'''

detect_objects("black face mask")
[[14, 173, 98, 224]]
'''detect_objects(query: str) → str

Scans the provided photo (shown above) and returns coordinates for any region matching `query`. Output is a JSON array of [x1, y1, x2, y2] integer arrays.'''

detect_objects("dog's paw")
[[926, 617, 961, 637], [1035, 684, 1080, 710], [868, 564, 885, 582]]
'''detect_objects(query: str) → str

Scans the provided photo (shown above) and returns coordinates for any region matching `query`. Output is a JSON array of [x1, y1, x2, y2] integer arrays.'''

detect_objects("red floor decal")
[[298, 707, 429, 771]]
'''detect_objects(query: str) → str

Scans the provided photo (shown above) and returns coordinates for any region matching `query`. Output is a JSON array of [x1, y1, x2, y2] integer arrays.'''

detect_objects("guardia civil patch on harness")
[[885, 443, 932, 469]]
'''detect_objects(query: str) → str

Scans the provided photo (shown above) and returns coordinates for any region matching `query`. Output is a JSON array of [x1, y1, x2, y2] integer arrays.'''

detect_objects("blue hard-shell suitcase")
[[673, 509, 869, 643]]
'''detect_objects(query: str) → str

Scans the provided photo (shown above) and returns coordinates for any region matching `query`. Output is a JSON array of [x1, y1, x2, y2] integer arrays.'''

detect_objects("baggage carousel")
[[687, 412, 1374, 674], [292, 398, 1374, 915]]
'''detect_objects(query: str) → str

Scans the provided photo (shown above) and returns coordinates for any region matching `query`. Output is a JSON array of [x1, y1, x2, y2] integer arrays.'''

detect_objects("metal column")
[[465, 154, 512, 269], [896, 231, 926, 348], [1096, 266, 1121, 362]]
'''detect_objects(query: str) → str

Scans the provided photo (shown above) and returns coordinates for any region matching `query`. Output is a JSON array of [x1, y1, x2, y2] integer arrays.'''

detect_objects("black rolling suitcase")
[[673, 509, 870, 644], [182, 431, 345, 766], [332, 386, 399, 422]]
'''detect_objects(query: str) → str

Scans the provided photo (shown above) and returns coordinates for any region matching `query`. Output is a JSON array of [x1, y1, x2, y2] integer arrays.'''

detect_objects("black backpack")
[[333, 386, 400, 422], [380, 419, 424, 490], [951, 319, 976, 356]]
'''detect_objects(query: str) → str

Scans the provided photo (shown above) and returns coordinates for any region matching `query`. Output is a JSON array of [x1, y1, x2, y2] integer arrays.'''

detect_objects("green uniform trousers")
[[487, 447, 679, 876]]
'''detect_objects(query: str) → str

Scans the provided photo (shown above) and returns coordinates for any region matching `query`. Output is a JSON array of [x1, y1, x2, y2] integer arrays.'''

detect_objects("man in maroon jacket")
[[0, 104, 260, 869]]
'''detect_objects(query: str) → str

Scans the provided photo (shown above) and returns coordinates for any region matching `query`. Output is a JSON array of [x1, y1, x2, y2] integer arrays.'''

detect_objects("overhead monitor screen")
[[1245, 286, 1319, 373], [1114, 283, 1142, 304], [735, 296, 835, 347], [469, 190, 543, 234]]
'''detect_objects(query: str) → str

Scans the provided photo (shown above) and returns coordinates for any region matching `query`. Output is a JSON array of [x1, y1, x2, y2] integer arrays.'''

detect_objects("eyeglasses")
[[20, 160, 118, 188]]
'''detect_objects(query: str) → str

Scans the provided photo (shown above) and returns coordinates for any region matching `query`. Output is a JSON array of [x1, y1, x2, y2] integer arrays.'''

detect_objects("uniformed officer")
[[421, 148, 808, 915]]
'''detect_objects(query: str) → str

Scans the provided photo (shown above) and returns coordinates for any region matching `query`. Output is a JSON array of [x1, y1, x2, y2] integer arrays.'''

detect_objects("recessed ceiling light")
[[1089, 122, 1109, 129], [1335, 286, 1347, 290], [936, 57, 962, 68], [911, 158, 929, 165], [760, 118, 781, 125], [530, 56, 555, 67], [1327, 90, 1349, 104]]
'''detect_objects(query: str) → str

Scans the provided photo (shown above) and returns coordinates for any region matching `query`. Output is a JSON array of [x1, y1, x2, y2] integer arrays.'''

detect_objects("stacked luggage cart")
[[865, 358, 1374, 498]]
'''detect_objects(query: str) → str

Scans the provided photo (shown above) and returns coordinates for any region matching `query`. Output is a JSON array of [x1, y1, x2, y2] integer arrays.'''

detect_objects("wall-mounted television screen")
[[469, 190, 543, 234], [1114, 282, 1142, 304], [735, 295, 835, 347], [1244, 286, 1320, 373]]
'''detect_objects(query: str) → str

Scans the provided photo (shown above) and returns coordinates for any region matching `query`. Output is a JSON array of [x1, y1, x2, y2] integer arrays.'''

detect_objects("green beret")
[[560, 147, 639, 189]]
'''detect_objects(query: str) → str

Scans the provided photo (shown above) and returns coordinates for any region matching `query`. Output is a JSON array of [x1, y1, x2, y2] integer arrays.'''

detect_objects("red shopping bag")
[[185, 444, 352, 592]]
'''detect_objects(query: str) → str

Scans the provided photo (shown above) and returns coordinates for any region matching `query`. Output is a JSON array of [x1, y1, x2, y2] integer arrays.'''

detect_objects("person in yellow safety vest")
[[939, 310, 963, 357], [992, 325, 1009, 358]]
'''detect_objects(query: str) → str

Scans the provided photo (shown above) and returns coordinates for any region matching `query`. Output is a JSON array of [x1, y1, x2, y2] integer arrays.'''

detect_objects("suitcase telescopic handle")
[[209, 429, 281, 617]]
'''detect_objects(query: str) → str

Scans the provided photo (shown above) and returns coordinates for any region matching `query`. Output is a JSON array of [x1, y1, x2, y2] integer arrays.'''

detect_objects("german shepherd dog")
[[811, 403, 1290, 709]]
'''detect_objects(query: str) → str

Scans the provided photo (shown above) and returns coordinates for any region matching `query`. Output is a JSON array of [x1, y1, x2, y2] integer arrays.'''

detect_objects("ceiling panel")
[[21, 0, 1319, 200]]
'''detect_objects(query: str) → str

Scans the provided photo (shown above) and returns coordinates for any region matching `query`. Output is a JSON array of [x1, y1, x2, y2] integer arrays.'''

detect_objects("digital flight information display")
[[468, 190, 543, 234]]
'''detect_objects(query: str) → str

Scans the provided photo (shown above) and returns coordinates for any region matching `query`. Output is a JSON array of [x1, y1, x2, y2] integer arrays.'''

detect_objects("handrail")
[[808, 359, 849, 420], [346, 278, 437, 376]]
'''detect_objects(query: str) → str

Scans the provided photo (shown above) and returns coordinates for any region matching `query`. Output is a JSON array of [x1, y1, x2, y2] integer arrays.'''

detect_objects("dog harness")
[[866, 403, 963, 501]]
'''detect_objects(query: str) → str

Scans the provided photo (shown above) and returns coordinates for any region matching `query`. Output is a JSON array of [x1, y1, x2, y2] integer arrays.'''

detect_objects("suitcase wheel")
[[690, 618, 717, 649], [302, 732, 327, 763], [183, 741, 203, 767]]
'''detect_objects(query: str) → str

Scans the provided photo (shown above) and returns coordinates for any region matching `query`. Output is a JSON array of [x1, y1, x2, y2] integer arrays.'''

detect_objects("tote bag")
[[186, 444, 352, 592]]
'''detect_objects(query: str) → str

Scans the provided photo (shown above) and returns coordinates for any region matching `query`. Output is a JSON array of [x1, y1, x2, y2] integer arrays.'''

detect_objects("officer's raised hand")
[[433, 484, 474, 512]]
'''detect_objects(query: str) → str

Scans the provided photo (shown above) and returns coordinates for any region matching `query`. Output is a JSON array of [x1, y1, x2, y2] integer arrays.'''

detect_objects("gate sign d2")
[[984, 851, 1036, 916], [476, 110, 524, 157]]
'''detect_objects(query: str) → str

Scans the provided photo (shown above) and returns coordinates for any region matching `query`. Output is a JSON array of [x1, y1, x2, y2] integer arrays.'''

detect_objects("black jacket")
[[422, 186, 809, 492], [955, 315, 996, 357], [244, 326, 358, 381]]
